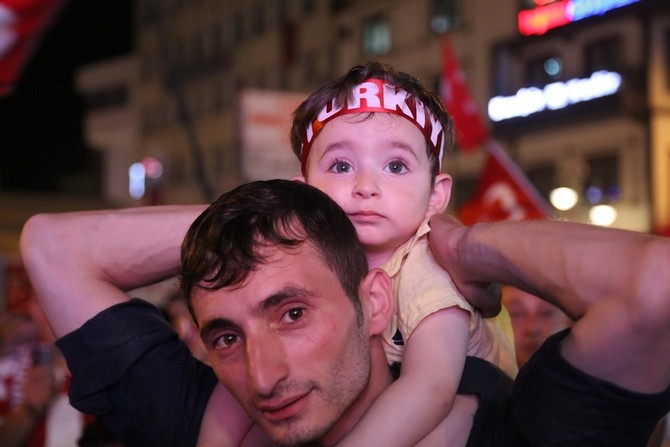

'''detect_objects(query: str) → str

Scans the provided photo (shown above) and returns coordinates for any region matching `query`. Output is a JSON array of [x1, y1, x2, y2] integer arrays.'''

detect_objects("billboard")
[[238, 89, 307, 181]]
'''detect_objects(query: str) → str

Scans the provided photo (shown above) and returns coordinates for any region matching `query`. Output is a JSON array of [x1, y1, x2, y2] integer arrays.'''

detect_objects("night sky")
[[0, 0, 132, 192]]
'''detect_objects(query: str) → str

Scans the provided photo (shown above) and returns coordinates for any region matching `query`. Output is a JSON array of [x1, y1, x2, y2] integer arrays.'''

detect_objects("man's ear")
[[292, 175, 306, 183], [428, 173, 452, 216], [360, 268, 394, 336]]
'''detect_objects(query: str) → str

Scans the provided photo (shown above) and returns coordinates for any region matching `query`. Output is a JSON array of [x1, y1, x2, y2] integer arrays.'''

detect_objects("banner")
[[458, 140, 553, 225], [238, 89, 306, 181], [0, 0, 67, 95], [440, 37, 489, 151]]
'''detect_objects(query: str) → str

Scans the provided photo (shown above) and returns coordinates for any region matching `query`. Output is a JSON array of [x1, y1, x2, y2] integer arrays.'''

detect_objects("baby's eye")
[[328, 160, 353, 173], [386, 160, 408, 174]]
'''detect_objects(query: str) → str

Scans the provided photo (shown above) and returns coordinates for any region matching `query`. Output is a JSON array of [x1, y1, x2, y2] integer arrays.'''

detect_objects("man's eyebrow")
[[198, 287, 315, 339], [256, 286, 314, 314], [199, 317, 237, 340]]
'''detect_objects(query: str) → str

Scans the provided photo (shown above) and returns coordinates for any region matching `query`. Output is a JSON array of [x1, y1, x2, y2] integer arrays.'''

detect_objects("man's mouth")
[[256, 392, 310, 422]]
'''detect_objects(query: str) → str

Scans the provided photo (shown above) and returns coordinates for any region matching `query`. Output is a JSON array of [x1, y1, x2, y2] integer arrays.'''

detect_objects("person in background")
[[0, 311, 57, 447], [0, 298, 104, 447], [0, 306, 89, 447], [501, 284, 570, 367]]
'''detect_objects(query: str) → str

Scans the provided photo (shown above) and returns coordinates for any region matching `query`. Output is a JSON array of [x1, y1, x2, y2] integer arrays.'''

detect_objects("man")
[[20, 180, 670, 446], [501, 285, 570, 367]]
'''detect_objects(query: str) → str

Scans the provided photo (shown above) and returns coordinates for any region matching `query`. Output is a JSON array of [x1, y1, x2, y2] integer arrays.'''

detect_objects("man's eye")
[[329, 160, 352, 173], [213, 333, 239, 349], [282, 307, 305, 323], [386, 160, 407, 174]]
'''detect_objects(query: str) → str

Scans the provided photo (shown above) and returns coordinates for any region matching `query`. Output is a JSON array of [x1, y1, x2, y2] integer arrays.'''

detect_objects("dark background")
[[0, 0, 132, 193]]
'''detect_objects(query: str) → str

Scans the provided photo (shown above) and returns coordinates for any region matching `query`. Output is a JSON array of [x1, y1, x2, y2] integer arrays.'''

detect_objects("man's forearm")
[[430, 215, 670, 392], [430, 216, 670, 321], [20, 205, 206, 337]]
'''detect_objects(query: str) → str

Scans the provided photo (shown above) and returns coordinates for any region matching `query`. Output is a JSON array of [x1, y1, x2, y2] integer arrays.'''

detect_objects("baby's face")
[[300, 113, 443, 261]]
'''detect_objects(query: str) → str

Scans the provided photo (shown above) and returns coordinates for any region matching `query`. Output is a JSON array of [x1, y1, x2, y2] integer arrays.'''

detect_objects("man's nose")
[[352, 168, 380, 198], [246, 334, 289, 396], [521, 316, 540, 335]]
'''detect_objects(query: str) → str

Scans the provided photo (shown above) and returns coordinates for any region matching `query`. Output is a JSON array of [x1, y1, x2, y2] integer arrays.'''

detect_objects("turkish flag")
[[458, 141, 553, 225], [0, 0, 67, 96], [440, 37, 489, 151]]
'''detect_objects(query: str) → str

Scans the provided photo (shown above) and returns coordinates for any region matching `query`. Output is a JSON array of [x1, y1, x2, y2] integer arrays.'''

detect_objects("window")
[[583, 153, 620, 204], [491, 47, 518, 95], [211, 78, 225, 113], [525, 55, 562, 87], [450, 175, 479, 211], [362, 14, 391, 56], [282, 22, 297, 68], [233, 10, 244, 42], [212, 143, 226, 176], [82, 85, 129, 112], [518, 0, 558, 9], [431, 0, 461, 34], [302, 0, 316, 15], [584, 36, 622, 73], [278, 0, 289, 26], [525, 164, 556, 202], [303, 51, 317, 84], [252, 2, 266, 35]]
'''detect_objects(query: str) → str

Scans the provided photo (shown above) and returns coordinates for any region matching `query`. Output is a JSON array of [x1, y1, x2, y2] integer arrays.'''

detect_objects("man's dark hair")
[[290, 61, 454, 177], [178, 179, 369, 323]]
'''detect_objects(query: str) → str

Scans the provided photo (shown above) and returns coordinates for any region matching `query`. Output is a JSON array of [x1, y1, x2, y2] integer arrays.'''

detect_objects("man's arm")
[[20, 205, 204, 338], [19, 206, 271, 447], [429, 215, 670, 394]]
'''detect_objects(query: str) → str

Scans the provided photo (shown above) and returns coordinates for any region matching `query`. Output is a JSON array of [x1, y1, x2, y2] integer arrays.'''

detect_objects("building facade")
[[78, 0, 670, 231]]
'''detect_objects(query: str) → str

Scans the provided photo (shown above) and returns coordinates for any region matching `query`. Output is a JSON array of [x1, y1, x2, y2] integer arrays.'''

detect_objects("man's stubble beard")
[[266, 325, 372, 447]]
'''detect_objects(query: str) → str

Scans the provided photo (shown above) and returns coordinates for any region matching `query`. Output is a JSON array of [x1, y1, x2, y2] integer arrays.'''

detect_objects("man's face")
[[503, 287, 569, 367], [191, 242, 372, 446]]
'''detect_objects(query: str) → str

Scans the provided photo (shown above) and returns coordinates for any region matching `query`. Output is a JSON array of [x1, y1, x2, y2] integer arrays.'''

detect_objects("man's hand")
[[428, 214, 502, 318]]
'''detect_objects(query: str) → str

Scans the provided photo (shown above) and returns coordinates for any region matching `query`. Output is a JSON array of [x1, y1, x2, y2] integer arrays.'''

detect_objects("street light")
[[549, 186, 578, 211], [589, 204, 617, 226]]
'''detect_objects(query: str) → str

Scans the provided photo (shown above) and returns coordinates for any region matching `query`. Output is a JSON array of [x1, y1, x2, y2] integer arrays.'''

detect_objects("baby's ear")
[[428, 173, 452, 215], [292, 176, 306, 183]]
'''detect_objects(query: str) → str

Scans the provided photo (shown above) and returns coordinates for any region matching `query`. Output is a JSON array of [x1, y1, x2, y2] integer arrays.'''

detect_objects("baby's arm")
[[336, 306, 470, 447]]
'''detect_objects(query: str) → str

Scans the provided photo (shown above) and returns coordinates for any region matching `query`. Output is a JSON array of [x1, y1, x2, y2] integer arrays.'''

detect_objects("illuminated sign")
[[518, 0, 640, 36], [487, 70, 622, 122]]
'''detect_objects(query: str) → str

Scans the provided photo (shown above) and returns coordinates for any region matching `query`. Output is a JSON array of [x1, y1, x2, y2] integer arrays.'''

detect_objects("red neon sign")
[[518, 0, 571, 36]]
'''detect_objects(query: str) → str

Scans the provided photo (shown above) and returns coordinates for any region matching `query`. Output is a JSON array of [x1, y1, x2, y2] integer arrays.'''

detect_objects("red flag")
[[458, 140, 554, 225], [0, 0, 67, 96], [652, 222, 670, 238], [440, 37, 489, 151]]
